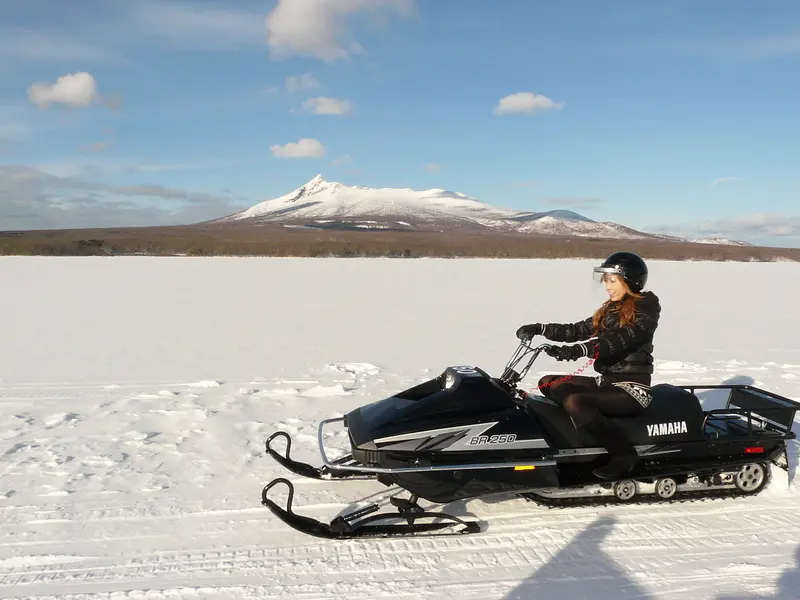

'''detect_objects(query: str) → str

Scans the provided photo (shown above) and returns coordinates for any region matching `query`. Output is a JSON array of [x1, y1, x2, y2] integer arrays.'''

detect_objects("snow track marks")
[[0, 359, 798, 599]]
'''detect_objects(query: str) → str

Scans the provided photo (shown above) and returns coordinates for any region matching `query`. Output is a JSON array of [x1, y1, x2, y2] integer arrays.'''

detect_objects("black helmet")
[[593, 251, 648, 293]]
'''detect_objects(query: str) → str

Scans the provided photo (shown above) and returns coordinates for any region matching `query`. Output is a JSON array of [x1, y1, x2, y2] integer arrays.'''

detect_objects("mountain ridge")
[[213, 175, 751, 246]]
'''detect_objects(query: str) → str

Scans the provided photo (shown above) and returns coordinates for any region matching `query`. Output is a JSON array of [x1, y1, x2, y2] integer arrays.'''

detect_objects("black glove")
[[516, 323, 544, 341], [545, 343, 592, 362]]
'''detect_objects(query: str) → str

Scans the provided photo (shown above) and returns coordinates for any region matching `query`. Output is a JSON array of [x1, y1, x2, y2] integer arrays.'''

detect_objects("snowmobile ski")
[[261, 478, 480, 539]]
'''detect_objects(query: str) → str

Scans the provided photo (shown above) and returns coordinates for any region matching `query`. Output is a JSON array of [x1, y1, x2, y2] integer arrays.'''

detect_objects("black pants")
[[538, 375, 645, 426], [538, 374, 647, 477]]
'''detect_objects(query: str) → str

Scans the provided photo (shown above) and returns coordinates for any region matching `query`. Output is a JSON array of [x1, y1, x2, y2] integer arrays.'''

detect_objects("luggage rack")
[[678, 384, 800, 441]]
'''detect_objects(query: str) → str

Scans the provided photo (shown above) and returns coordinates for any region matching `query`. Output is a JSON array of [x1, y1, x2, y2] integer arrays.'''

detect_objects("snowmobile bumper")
[[265, 430, 376, 481]]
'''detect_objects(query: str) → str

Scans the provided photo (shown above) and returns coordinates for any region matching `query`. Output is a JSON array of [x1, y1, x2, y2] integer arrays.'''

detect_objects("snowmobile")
[[261, 340, 799, 540]]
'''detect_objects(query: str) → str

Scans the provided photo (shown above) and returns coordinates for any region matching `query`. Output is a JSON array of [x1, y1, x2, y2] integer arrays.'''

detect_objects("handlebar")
[[499, 340, 555, 386]]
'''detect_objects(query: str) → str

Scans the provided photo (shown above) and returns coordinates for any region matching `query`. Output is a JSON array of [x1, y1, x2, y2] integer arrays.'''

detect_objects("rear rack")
[[679, 384, 800, 440]]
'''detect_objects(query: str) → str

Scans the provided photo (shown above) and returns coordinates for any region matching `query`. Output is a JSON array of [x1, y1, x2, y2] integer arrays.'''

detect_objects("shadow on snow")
[[503, 514, 800, 600]]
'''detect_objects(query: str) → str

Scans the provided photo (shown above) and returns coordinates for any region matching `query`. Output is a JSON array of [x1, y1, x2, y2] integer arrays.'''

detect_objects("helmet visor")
[[592, 266, 628, 300], [592, 266, 624, 285]]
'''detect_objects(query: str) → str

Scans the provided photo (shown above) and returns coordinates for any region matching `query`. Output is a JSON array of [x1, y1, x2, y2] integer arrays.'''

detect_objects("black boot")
[[582, 415, 639, 480]]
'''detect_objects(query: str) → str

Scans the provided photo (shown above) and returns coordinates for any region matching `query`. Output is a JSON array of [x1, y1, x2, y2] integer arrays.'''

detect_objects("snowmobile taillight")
[[745, 446, 765, 454]]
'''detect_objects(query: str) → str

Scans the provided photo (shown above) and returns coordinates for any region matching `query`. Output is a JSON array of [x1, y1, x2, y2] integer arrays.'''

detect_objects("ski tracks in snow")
[[0, 501, 799, 599], [0, 359, 798, 599]]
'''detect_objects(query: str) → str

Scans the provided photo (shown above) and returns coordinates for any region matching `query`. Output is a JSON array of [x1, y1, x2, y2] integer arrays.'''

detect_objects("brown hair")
[[592, 281, 645, 334]]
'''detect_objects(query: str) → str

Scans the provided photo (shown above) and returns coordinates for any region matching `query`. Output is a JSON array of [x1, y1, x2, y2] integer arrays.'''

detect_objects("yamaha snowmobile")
[[261, 341, 799, 540]]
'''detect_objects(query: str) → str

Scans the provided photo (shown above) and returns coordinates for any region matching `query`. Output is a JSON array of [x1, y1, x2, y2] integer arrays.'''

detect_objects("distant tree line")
[[0, 225, 796, 262]]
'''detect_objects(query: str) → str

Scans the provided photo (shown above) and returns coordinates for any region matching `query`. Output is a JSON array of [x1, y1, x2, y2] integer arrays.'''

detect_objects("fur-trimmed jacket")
[[541, 291, 661, 380]]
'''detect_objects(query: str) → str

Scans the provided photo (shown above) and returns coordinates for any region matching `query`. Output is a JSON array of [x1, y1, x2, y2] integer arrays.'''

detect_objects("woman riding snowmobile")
[[516, 251, 661, 480]]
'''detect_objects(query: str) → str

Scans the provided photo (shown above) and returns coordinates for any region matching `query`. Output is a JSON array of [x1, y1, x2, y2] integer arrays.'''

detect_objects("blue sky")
[[1, 0, 799, 247]]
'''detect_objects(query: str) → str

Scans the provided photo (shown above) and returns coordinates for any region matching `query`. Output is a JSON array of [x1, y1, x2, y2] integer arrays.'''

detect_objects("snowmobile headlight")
[[444, 372, 456, 389]]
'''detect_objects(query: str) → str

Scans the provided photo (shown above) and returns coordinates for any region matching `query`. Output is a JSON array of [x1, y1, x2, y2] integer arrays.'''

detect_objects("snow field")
[[0, 256, 798, 599]]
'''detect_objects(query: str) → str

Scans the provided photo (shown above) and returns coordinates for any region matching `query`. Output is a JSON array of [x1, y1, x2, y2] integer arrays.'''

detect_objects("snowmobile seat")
[[643, 383, 705, 418], [525, 383, 706, 449], [603, 383, 706, 446]]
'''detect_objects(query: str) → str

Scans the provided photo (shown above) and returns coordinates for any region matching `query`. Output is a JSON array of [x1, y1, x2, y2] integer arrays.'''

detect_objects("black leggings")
[[538, 375, 645, 426]]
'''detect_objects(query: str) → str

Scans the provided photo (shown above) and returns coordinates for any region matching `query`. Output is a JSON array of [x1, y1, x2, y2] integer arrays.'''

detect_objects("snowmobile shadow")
[[437, 492, 551, 533], [714, 544, 800, 600], [502, 515, 654, 600]]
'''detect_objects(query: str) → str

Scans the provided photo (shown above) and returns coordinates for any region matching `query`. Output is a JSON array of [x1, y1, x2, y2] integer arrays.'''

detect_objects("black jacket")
[[541, 291, 661, 380]]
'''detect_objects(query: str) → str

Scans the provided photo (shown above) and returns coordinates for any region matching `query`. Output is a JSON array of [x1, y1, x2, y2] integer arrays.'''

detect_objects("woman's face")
[[603, 274, 628, 302]]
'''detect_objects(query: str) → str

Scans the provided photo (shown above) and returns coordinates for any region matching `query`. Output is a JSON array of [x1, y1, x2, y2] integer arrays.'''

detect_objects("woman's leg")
[[537, 374, 597, 399], [559, 386, 644, 480], [561, 386, 644, 424]]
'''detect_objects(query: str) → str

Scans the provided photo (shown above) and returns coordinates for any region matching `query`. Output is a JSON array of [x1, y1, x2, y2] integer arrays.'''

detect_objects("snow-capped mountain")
[[215, 175, 746, 245], [510, 214, 663, 240], [220, 174, 521, 229], [688, 237, 754, 247]]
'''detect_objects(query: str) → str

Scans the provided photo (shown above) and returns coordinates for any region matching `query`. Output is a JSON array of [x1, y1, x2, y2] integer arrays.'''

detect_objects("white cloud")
[[494, 92, 565, 115], [29, 157, 248, 179], [643, 33, 800, 63], [0, 122, 28, 142], [2, 1, 418, 65], [265, 0, 416, 62], [0, 103, 40, 150], [79, 141, 112, 154], [695, 213, 800, 238], [286, 73, 320, 92], [129, 0, 265, 48], [511, 181, 536, 189], [302, 96, 353, 115], [546, 197, 604, 210], [711, 176, 741, 187], [0, 1, 409, 64], [733, 35, 800, 60], [270, 138, 326, 159], [329, 154, 352, 167], [27, 72, 99, 108], [651, 212, 800, 245], [0, 164, 246, 229], [0, 29, 109, 61], [0, 1, 267, 63]]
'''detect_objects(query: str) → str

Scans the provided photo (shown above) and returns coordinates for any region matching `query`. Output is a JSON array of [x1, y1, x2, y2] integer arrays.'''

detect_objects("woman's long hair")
[[593, 280, 644, 334]]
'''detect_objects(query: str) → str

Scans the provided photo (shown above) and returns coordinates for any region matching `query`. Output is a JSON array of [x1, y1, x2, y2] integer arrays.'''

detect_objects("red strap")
[[532, 346, 601, 391]]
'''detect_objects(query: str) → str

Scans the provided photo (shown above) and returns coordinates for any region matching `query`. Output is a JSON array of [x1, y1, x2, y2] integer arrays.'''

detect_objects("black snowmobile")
[[261, 340, 799, 540]]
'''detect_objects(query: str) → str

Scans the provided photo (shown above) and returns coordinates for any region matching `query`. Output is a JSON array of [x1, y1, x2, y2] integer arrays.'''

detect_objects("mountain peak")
[[214, 177, 748, 246], [298, 174, 331, 195], [224, 175, 517, 224]]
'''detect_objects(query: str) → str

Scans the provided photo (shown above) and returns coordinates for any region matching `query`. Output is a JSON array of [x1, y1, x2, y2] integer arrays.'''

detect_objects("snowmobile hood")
[[344, 366, 521, 450]]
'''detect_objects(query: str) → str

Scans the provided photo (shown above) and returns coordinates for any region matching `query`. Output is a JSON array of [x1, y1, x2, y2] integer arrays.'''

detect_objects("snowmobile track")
[[522, 481, 767, 508]]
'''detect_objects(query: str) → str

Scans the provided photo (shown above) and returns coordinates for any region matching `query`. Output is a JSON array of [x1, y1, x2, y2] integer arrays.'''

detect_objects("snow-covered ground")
[[0, 256, 798, 600]]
